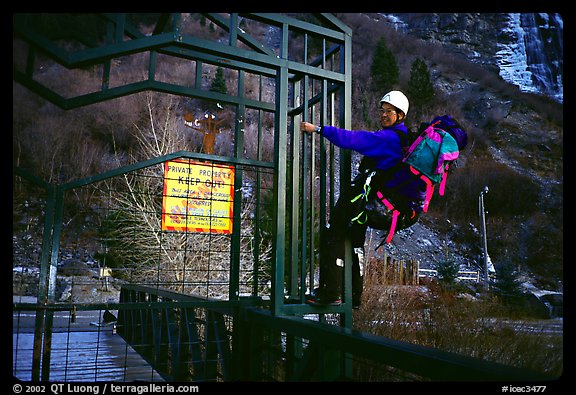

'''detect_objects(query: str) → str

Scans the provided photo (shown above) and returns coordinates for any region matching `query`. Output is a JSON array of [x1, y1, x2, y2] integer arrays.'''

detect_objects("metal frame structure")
[[13, 13, 553, 382], [13, 12, 354, 317]]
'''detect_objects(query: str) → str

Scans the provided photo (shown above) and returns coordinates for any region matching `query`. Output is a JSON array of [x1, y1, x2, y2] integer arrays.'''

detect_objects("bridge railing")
[[240, 307, 554, 382], [111, 284, 554, 382]]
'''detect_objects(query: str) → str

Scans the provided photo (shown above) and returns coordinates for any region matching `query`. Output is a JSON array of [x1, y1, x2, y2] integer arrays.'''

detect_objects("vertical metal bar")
[[47, 186, 64, 303], [127, 290, 136, 343], [102, 19, 113, 91], [294, 80, 306, 302], [479, 188, 490, 290], [301, 95, 311, 298], [140, 292, 151, 354], [31, 183, 55, 380], [251, 84, 263, 296], [230, 71, 245, 301], [271, 23, 289, 315], [35, 185, 54, 304], [329, 66, 336, 212], [171, 13, 182, 40], [164, 306, 181, 380], [341, 34, 353, 330], [229, 13, 238, 46], [176, 307, 190, 381], [148, 50, 157, 82], [115, 13, 125, 43], [246, 317, 265, 380], [309, 82, 316, 297], [212, 312, 232, 381], [289, 77, 300, 300], [156, 301, 169, 375], [31, 310, 44, 381], [195, 61, 203, 89], [101, 13, 123, 90], [149, 295, 163, 371], [204, 310, 218, 379], [318, 60, 329, 327], [182, 307, 204, 381], [301, 33, 315, 296], [41, 185, 64, 381], [319, 38, 328, 245], [25, 44, 36, 78]]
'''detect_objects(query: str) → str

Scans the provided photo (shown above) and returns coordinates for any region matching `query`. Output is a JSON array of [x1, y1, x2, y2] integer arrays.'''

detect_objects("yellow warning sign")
[[161, 159, 235, 234]]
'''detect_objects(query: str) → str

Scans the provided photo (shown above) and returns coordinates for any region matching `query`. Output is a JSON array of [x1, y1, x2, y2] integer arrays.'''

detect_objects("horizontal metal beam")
[[244, 13, 350, 39], [204, 13, 277, 57], [14, 16, 346, 81], [54, 150, 273, 190], [245, 307, 554, 382], [13, 67, 278, 111], [13, 300, 259, 312], [14, 13, 347, 110]]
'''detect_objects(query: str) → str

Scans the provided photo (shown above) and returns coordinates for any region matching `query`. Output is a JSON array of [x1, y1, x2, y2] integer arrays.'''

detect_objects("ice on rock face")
[[496, 13, 563, 103], [380, 12, 563, 104], [496, 14, 532, 92]]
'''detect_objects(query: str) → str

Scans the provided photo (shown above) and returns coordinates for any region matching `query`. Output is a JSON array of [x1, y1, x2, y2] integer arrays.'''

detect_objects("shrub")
[[354, 272, 563, 378], [435, 258, 459, 286], [493, 261, 523, 297], [431, 157, 541, 224]]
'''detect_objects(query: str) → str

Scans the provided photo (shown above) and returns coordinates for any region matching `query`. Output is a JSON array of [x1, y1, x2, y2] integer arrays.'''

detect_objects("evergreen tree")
[[494, 261, 523, 297], [210, 67, 228, 95], [436, 258, 459, 285], [408, 57, 435, 106], [370, 38, 399, 92]]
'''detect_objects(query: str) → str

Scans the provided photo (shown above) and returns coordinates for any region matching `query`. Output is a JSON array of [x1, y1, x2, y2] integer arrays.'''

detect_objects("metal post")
[[479, 186, 489, 290]]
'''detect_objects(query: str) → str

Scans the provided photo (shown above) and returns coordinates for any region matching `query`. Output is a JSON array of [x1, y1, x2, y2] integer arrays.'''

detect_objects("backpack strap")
[[408, 165, 435, 212], [374, 190, 417, 244], [438, 163, 450, 196], [376, 191, 400, 243]]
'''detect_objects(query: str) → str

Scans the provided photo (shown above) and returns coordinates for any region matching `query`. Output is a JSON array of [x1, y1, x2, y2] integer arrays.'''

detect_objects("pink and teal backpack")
[[402, 115, 465, 213]]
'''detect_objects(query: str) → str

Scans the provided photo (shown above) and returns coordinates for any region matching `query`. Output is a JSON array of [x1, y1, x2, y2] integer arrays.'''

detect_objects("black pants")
[[317, 171, 420, 301], [318, 180, 367, 302]]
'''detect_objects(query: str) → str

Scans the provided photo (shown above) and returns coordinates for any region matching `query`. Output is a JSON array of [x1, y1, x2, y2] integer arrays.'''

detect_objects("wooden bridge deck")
[[13, 299, 164, 382]]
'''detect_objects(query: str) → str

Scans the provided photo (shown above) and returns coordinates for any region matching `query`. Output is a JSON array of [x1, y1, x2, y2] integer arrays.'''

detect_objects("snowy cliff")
[[381, 13, 563, 103], [496, 13, 563, 103]]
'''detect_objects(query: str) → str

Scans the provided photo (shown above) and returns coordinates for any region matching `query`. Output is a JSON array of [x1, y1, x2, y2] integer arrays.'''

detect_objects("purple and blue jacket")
[[321, 123, 427, 211]]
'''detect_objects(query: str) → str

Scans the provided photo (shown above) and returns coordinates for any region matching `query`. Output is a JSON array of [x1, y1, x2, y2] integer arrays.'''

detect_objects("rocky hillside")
[[381, 13, 507, 69]]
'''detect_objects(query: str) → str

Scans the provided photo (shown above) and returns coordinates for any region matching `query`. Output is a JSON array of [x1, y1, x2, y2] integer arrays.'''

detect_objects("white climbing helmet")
[[379, 90, 409, 116]]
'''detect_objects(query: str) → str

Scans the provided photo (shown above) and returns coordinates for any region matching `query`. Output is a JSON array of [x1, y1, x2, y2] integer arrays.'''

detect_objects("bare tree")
[[103, 92, 272, 298]]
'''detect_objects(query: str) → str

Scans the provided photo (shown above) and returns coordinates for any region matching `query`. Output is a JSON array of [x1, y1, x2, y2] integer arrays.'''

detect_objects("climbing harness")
[[349, 170, 416, 245], [349, 171, 376, 225]]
